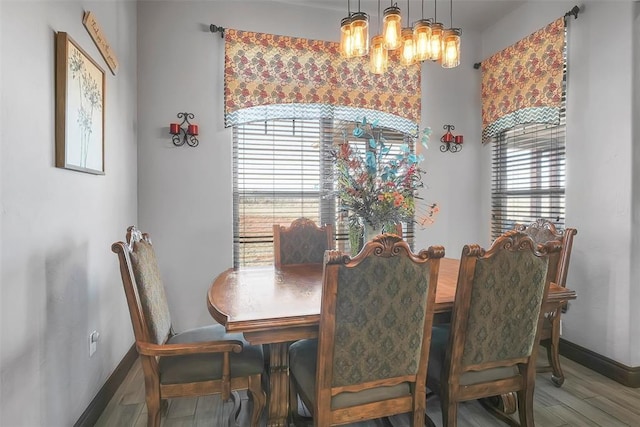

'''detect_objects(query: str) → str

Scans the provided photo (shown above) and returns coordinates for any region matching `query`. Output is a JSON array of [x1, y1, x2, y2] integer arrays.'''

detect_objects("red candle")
[[442, 132, 454, 143], [187, 124, 199, 135], [169, 123, 180, 134], [454, 135, 464, 144]]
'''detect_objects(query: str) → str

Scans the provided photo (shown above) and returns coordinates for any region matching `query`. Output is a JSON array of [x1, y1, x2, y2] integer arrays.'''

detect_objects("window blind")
[[233, 118, 414, 267], [490, 113, 566, 240]]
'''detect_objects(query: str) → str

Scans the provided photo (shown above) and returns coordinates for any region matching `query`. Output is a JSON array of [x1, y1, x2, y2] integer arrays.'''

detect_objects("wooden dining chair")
[[112, 226, 266, 427], [514, 219, 577, 386], [273, 217, 334, 268], [426, 230, 561, 427], [289, 234, 445, 426]]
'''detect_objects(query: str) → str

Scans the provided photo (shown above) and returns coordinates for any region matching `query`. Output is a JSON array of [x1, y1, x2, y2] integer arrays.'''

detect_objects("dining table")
[[207, 257, 577, 427]]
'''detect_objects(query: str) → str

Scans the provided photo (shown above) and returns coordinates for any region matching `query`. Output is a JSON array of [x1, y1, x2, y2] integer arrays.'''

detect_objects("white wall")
[[419, 27, 486, 254], [630, 0, 640, 366], [137, 0, 485, 331], [481, 1, 638, 366], [0, 1, 137, 425]]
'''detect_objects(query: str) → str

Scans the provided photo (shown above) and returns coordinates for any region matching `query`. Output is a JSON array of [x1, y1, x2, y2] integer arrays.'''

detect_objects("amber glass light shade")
[[340, 16, 354, 58], [350, 12, 370, 57], [400, 28, 416, 65], [441, 28, 461, 68], [413, 19, 432, 61], [370, 35, 388, 74], [429, 22, 444, 62], [382, 5, 402, 50]]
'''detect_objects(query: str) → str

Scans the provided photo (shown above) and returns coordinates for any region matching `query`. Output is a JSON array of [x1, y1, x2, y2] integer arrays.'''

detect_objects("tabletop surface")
[[207, 257, 576, 334]]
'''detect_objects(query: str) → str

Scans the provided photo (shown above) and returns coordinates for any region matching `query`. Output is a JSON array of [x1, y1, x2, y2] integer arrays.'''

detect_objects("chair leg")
[[478, 395, 519, 427], [548, 314, 565, 386], [227, 391, 241, 427], [145, 391, 161, 427], [411, 387, 426, 427], [142, 364, 161, 427], [248, 374, 266, 427], [441, 394, 458, 427], [517, 387, 535, 427]]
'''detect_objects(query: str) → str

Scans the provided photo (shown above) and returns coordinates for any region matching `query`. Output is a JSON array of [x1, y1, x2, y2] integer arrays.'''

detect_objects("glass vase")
[[363, 222, 380, 245]]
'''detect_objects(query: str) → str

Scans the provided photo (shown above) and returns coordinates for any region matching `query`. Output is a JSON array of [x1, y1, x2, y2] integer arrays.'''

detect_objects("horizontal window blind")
[[233, 118, 414, 267], [491, 115, 566, 240], [233, 119, 329, 267]]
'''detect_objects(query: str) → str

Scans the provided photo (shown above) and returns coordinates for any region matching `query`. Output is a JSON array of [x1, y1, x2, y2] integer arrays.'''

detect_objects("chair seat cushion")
[[289, 339, 410, 410], [158, 324, 264, 385], [428, 325, 517, 387]]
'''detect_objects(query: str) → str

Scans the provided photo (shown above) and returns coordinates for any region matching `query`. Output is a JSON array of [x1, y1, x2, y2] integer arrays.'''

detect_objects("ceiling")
[[272, 0, 527, 32]]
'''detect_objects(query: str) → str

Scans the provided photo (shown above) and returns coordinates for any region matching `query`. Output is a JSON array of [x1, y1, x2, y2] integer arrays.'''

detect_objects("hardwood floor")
[[95, 352, 640, 426]]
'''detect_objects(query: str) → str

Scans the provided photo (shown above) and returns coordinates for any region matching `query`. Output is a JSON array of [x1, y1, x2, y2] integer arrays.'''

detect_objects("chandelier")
[[340, 0, 461, 72]]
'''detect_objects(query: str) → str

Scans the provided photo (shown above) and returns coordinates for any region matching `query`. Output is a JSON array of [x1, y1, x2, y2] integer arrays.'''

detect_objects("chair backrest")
[[514, 219, 577, 287], [273, 217, 334, 268], [448, 231, 561, 380], [112, 226, 173, 346], [317, 235, 444, 405]]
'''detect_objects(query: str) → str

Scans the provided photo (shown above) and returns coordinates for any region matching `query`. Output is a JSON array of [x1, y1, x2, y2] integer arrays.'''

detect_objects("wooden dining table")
[[207, 257, 577, 427]]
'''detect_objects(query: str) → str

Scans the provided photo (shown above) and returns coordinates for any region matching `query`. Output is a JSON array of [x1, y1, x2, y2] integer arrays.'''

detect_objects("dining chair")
[[426, 230, 561, 427], [273, 217, 334, 268], [112, 226, 266, 427], [289, 234, 445, 426], [514, 219, 577, 386]]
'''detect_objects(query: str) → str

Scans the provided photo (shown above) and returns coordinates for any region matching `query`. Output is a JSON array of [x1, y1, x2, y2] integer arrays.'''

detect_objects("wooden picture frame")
[[55, 32, 105, 175]]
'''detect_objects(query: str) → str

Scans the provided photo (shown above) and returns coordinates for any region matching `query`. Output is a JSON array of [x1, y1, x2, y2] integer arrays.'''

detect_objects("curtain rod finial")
[[565, 5, 580, 20], [210, 24, 225, 38]]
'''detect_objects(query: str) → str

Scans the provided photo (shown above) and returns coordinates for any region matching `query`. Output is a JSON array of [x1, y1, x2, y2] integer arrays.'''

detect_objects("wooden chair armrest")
[[136, 340, 243, 357]]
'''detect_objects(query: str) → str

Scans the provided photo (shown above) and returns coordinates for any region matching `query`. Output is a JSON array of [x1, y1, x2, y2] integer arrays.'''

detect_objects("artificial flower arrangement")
[[333, 117, 434, 248]]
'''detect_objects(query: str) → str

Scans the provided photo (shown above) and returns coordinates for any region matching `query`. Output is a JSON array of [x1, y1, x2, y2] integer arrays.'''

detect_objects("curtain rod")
[[472, 5, 580, 70], [210, 24, 225, 38]]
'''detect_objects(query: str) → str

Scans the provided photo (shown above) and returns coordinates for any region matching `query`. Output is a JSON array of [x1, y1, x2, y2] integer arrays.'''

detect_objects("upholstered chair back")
[[331, 247, 434, 386], [461, 245, 549, 367], [115, 226, 172, 345], [273, 217, 333, 267], [514, 218, 577, 288]]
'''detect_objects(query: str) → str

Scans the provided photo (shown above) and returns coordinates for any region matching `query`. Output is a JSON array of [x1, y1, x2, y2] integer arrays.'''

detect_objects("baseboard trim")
[[74, 344, 138, 427], [559, 338, 640, 388]]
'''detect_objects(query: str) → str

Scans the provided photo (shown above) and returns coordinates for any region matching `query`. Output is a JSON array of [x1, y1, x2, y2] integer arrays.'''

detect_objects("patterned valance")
[[481, 18, 566, 142], [224, 29, 421, 128]]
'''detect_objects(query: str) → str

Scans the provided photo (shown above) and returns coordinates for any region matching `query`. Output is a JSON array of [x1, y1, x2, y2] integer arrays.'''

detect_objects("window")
[[233, 117, 414, 267], [490, 116, 566, 240]]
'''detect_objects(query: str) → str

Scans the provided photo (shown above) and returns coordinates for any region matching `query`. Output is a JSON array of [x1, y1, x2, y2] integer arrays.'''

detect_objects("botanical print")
[[66, 41, 103, 171]]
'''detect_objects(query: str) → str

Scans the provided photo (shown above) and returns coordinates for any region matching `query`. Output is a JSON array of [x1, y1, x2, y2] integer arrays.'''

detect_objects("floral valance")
[[224, 29, 421, 128], [481, 17, 566, 142]]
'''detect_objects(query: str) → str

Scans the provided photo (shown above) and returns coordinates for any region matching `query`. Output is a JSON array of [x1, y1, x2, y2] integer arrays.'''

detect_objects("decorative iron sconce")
[[440, 124, 463, 153], [169, 112, 199, 147]]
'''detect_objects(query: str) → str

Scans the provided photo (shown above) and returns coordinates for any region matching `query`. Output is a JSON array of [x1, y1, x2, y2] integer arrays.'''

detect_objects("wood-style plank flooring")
[[95, 353, 640, 426]]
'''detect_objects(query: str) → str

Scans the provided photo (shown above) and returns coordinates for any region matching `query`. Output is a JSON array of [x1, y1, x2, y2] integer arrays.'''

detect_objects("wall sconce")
[[440, 124, 463, 153], [169, 112, 199, 147]]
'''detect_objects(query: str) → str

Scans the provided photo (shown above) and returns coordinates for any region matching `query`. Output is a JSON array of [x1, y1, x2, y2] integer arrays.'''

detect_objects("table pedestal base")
[[266, 342, 290, 427]]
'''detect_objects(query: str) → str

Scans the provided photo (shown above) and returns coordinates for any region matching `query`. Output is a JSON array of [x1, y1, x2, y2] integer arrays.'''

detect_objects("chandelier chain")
[[450, 0, 453, 27]]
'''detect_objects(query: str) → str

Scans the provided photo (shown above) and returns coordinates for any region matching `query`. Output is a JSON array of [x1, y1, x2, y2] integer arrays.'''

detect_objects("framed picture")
[[55, 32, 105, 175]]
